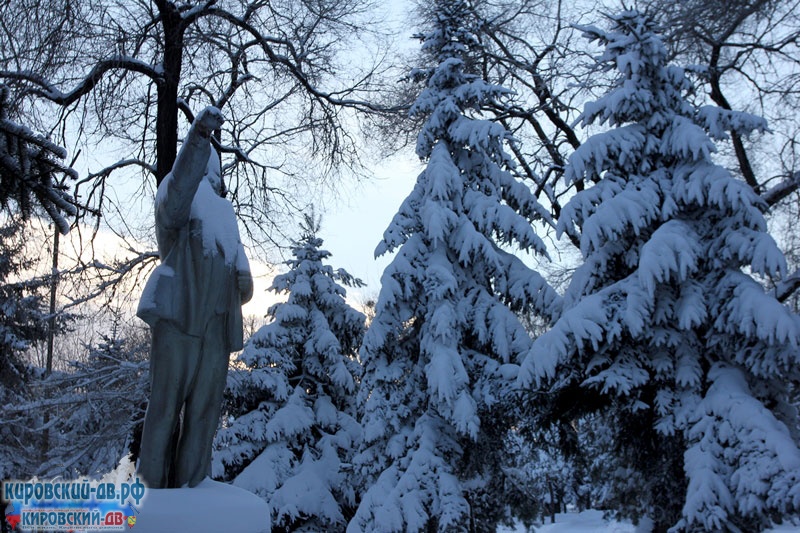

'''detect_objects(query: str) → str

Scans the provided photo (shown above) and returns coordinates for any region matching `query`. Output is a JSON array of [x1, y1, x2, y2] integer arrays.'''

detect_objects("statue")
[[136, 106, 254, 489]]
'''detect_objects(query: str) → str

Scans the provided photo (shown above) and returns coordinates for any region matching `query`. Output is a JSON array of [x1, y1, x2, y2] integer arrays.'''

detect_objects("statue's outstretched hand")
[[195, 106, 224, 137]]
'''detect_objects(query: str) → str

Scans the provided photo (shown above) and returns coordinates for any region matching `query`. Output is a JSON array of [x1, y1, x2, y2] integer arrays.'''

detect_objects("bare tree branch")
[[763, 171, 800, 207], [0, 56, 164, 106]]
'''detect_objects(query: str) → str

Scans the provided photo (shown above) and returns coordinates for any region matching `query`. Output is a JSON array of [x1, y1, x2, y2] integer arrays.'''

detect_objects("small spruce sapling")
[[214, 215, 365, 532]]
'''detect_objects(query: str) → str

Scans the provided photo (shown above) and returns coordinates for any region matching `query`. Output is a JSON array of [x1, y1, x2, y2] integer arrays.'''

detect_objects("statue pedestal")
[[132, 478, 270, 532]]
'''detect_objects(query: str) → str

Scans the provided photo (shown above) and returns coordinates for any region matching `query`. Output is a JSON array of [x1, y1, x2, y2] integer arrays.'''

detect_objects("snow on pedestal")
[[133, 477, 270, 533]]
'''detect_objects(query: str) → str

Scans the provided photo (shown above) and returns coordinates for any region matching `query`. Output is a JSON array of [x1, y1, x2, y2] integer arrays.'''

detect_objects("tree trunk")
[[129, 0, 184, 466], [155, 1, 184, 185]]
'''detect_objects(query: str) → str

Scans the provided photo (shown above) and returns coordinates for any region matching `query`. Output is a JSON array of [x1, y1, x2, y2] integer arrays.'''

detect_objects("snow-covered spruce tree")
[[213, 216, 365, 532], [517, 11, 800, 531], [0, 223, 53, 480], [349, 2, 559, 531]]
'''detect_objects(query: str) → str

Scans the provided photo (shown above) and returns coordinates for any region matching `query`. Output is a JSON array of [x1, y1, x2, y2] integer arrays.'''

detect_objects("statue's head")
[[204, 150, 226, 197]]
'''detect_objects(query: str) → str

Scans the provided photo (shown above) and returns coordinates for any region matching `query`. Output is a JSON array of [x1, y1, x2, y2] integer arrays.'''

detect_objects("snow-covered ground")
[[498, 510, 800, 532], [498, 511, 642, 532]]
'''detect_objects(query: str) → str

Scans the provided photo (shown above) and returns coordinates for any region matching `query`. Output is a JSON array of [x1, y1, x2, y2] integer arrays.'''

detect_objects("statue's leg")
[[175, 316, 228, 488], [138, 320, 201, 488]]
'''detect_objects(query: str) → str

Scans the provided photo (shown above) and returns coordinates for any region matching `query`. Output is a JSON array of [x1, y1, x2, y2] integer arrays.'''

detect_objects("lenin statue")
[[136, 106, 254, 488]]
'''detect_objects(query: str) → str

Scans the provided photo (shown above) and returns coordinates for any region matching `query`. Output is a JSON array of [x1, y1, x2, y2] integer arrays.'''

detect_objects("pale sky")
[[316, 151, 423, 302]]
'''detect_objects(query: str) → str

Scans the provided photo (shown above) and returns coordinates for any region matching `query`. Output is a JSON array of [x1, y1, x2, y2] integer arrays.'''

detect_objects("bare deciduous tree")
[[4, 0, 394, 238]]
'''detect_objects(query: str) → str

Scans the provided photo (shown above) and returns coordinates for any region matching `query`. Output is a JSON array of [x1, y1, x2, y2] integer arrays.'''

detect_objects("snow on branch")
[[0, 88, 80, 234], [0, 55, 163, 106], [762, 171, 800, 207], [83, 158, 156, 183], [774, 268, 800, 302]]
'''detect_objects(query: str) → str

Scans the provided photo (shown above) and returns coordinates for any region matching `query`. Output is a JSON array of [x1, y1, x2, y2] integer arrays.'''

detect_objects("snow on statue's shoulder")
[[190, 178, 241, 264]]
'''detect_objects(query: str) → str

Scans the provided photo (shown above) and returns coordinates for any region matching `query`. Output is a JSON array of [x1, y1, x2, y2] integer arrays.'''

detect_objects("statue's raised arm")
[[156, 106, 225, 231]]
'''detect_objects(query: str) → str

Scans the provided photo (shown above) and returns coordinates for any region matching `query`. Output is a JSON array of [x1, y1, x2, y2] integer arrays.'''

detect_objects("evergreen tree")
[[0, 223, 52, 481], [517, 11, 800, 531], [349, 2, 558, 531], [214, 216, 365, 532]]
